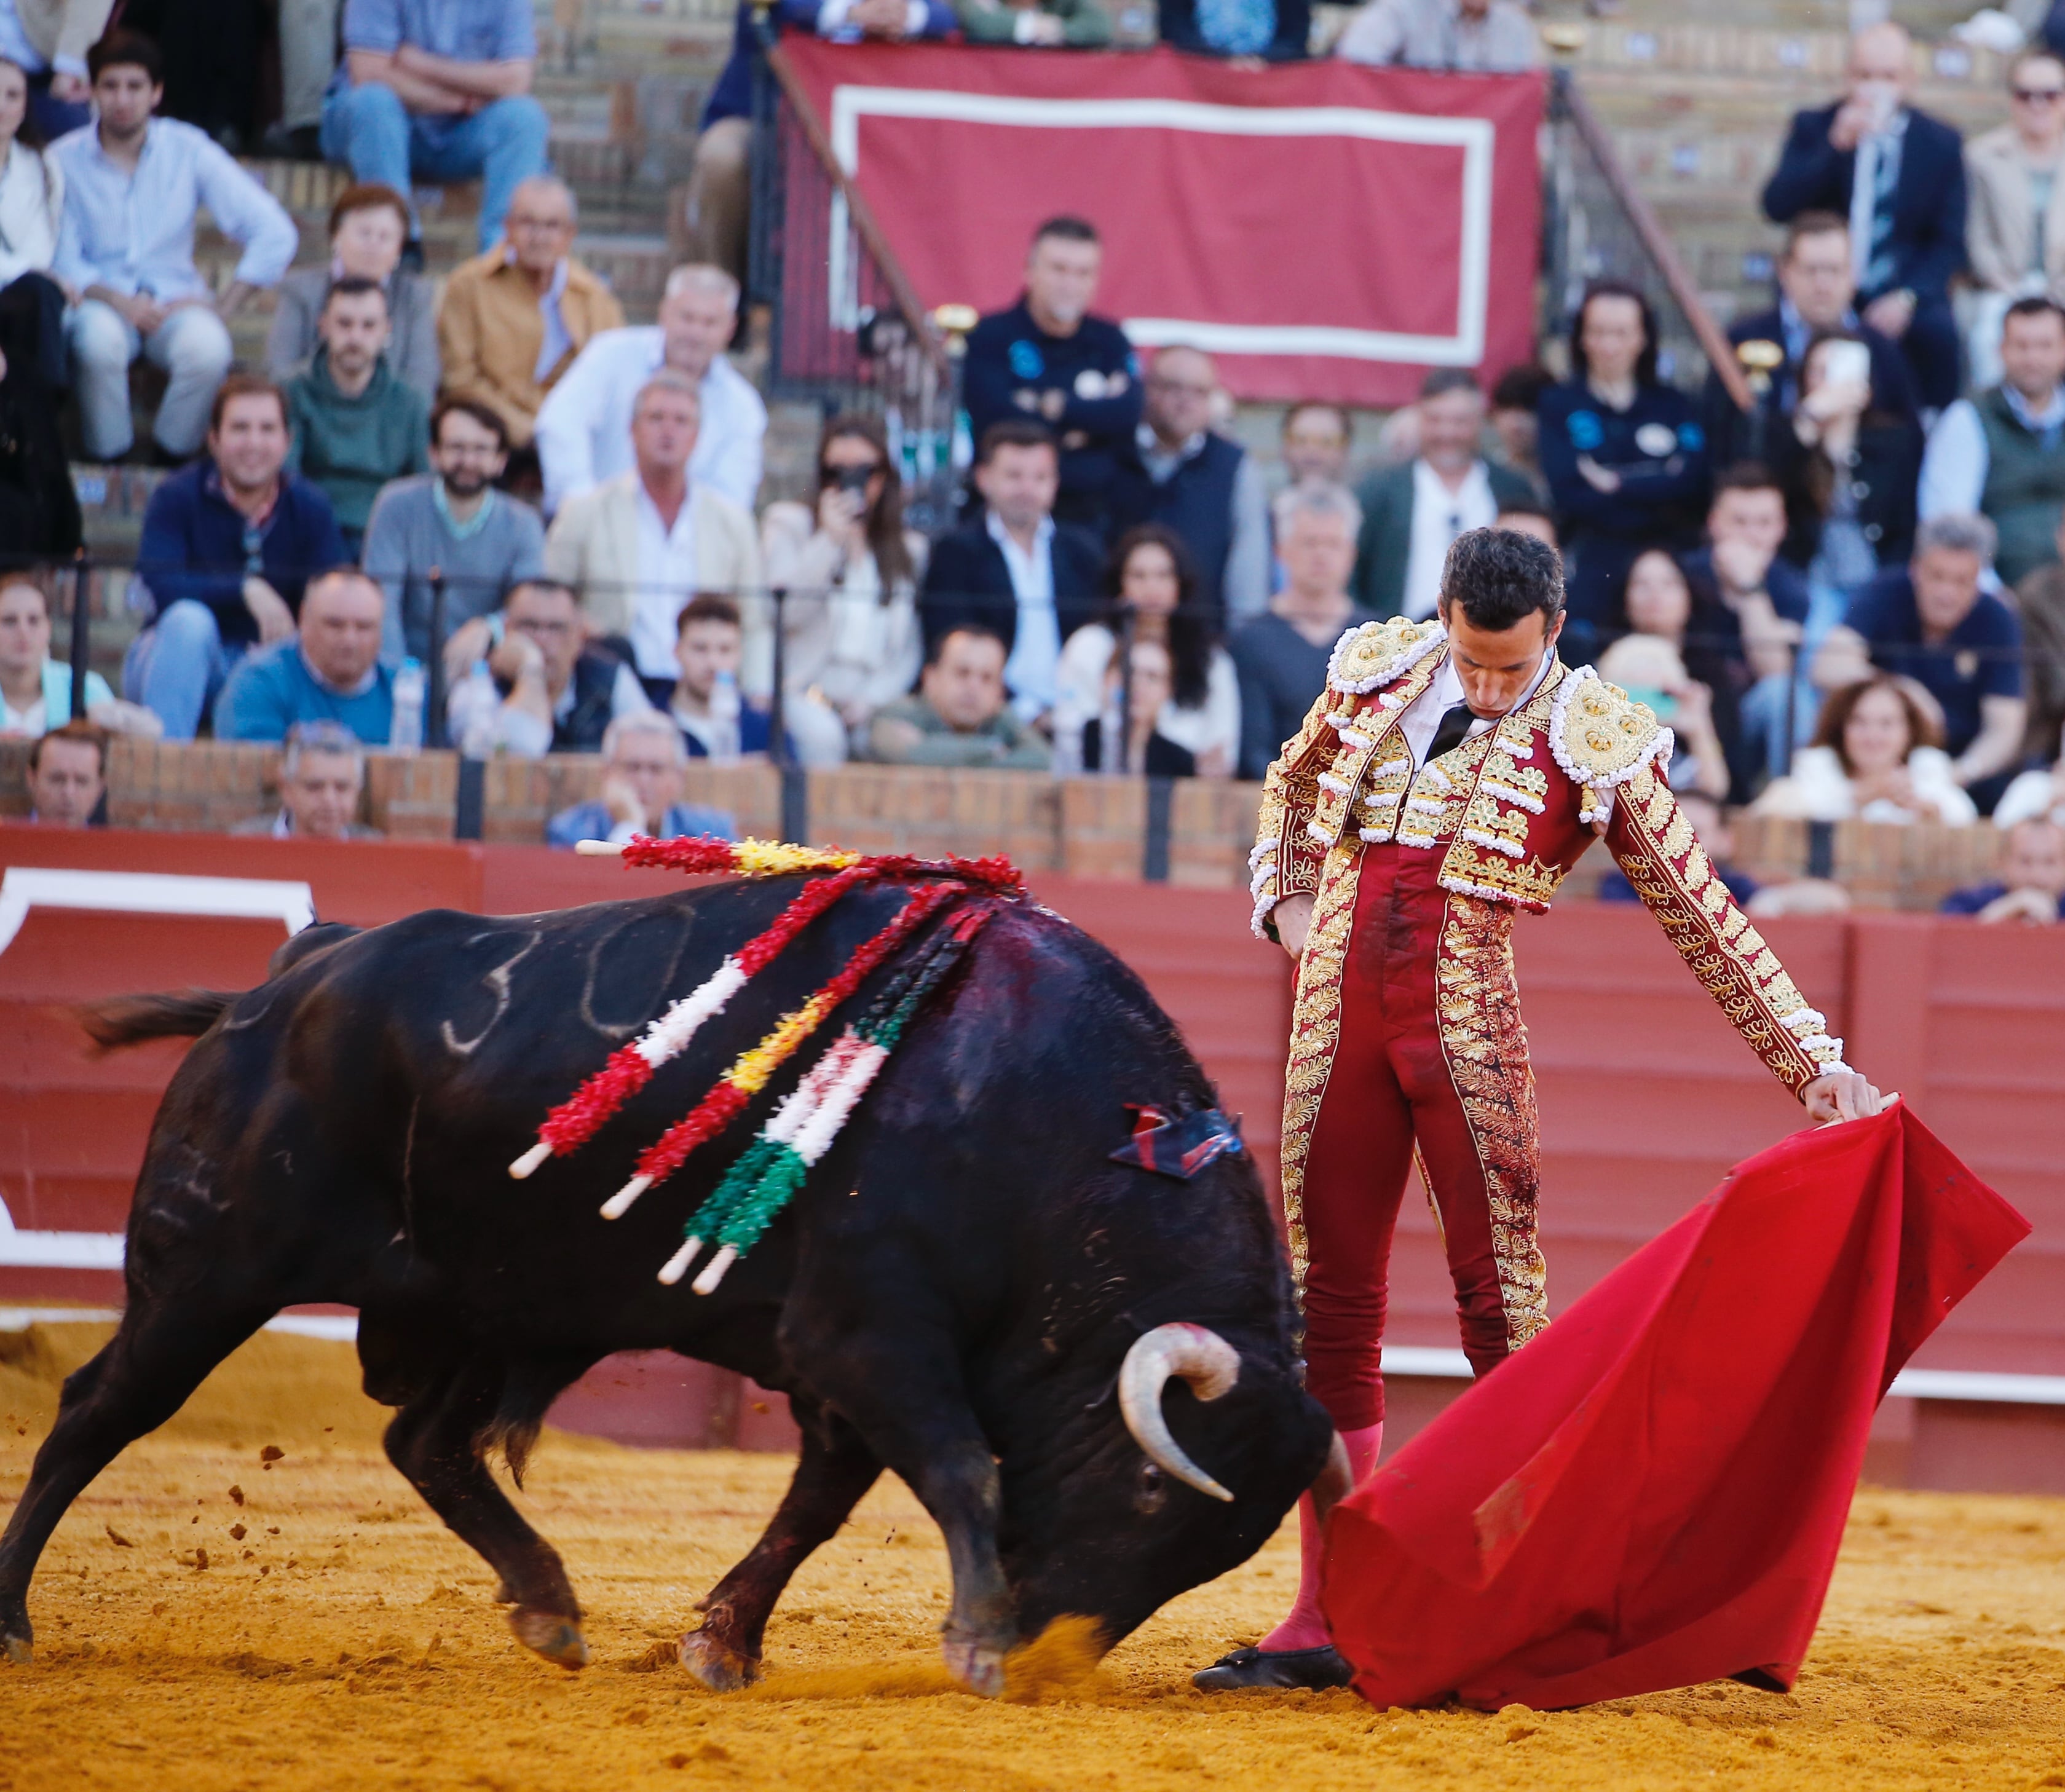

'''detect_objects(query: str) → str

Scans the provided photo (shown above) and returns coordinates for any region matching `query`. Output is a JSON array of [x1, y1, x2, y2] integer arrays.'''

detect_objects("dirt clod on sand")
[[1, 1316, 2061, 1791]]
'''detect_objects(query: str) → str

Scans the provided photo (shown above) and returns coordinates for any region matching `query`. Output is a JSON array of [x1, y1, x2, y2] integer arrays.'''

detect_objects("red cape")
[[1322, 1103, 2030, 1710]]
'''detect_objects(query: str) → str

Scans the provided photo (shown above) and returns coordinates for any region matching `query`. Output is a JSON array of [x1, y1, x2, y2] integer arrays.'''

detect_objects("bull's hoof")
[[941, 1630, 1009, 1698], [508, 1607, 589, 1670], [679, 1627, 760, 1692], [1, 1631, 31, 1667]]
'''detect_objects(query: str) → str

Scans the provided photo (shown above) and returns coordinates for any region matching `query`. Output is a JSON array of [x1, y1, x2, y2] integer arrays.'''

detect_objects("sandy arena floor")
[[1, 1319, 2062, 1792]]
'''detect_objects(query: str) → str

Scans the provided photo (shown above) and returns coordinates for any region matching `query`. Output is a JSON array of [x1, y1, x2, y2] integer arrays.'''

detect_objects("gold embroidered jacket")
[[1249, 617, 1851, 1098]]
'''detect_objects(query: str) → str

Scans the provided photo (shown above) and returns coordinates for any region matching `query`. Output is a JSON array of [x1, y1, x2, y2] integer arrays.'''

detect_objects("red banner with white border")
[[775, 40, 1545, 407]]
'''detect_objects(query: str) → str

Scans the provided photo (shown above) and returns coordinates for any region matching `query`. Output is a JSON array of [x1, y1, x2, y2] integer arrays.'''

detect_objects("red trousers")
[[1295, 842, 1545, 1432]]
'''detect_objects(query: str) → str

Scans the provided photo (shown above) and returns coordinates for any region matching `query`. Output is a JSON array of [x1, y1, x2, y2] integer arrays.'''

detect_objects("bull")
[[0, 875, 1344, 1692]]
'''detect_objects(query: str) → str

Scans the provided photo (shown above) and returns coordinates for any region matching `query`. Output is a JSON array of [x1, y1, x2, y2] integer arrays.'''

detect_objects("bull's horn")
[[1309, 1431, 1354, 1527], [1117, 1322, 1240, 1504], [574, 839, 626, 858]]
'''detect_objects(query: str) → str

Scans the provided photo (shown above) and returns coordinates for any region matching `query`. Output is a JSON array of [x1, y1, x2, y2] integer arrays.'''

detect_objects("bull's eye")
[[1134, 1461, 1169, 1514]]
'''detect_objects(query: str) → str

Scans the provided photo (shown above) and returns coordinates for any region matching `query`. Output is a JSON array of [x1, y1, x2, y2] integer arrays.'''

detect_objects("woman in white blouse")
[[760, 414, 926, 765], [0, 58, 68, 384], [1753, 673, 1978, 826], [1054, 523, 1240, 778]]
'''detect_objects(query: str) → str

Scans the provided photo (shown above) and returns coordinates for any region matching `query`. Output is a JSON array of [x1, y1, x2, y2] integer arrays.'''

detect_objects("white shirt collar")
[[636, 477, 696, 537], [505, 245, 570, 298], [985, 510, 1054, 556], [299, 644, 377, 699]]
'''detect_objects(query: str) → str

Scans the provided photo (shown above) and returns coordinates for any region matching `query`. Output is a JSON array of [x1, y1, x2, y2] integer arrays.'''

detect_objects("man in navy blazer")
[[922, 419, 1105, 727], [1704, 211, 1921, 468], [1760, 20, 1966, 409]]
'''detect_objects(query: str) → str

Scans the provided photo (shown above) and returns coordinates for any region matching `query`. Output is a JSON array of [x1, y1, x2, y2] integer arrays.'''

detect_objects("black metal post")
[[1142, 778, 1173, 883], [425, 567, 449, 749], [1114, 606, 1135, 776], [66, 555, 91, 720], [767, 583, 788, 770], [455, 757, 486, 842]]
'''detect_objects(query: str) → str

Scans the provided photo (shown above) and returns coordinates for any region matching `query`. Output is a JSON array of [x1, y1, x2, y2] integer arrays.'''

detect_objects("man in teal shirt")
[[215, 568, 397, 743]]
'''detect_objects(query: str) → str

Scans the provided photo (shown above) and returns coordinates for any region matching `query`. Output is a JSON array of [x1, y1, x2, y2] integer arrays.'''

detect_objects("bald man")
[[1761, 19, 1967, 409], [1107, 344, 1270, 623]]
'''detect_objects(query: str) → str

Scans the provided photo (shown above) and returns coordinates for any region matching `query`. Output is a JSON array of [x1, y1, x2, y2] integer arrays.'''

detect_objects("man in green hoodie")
[[285, 275, 430, 554]]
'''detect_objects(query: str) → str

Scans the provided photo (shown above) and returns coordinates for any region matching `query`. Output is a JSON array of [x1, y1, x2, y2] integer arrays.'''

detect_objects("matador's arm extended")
[[1605, 764, 1850, 1099]]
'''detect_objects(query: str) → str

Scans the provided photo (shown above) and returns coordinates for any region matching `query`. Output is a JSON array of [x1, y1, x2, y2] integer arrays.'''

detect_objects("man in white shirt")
[[1919, 295, 2065, 585], [53, 31, 297, 461], [533, 262, 767, 516], [918, 419, 1103, 727], [1352, 370, 1533, 620], [542, 368, 764, 702]]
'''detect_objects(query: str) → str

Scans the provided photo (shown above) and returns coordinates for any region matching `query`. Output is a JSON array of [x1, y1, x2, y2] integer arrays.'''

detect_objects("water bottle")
[[454, 658, 501, 760], [389, 658, 425, 752], [709, 668, 742, 765]]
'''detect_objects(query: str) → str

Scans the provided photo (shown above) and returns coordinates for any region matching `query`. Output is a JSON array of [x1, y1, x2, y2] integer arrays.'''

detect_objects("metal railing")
[[1542, 68, 1753, 413], [746, 21, 961, 536]]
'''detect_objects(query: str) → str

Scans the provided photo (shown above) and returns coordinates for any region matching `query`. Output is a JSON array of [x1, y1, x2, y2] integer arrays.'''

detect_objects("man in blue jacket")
[[1760, 20, 1965, 411], [124, 376, 350, 740], [962, 216, 1142, 537]]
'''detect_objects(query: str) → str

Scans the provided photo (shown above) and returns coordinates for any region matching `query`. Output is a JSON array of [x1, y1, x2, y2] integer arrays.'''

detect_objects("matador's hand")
[[1272, 893, 1315, 958], [1802, 1070, 1889, 1124]]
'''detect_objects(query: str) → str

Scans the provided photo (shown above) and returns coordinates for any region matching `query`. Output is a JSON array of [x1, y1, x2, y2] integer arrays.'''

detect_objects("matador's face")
[[1443, 606, 1563, 719]]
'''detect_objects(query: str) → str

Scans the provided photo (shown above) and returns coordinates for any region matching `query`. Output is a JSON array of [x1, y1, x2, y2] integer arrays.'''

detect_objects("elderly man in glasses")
[[436, 175, 625, 454]]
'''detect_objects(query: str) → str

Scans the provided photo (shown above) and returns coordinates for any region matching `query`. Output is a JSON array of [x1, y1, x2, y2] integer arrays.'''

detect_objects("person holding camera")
[[1772, 330, 1921, 612], [759, 414, 927, 764]]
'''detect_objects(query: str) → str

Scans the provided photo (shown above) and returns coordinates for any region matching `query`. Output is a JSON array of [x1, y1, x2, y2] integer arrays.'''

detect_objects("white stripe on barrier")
[[0, 866, 315, 958]]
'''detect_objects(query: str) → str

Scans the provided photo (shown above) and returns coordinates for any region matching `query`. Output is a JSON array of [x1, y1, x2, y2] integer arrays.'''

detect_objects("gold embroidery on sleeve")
[[1609, 767, 1849, 1096]]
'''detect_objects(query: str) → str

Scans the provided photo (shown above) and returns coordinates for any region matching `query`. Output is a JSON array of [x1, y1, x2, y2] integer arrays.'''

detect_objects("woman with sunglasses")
[[760, 414, 926, 762], [1966, 47, 2065, 387]]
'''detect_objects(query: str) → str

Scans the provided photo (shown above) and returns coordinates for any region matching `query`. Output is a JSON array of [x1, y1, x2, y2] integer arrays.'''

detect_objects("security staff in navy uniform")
[[1538, 280, 1712, 635], [962, 215, 1142, 538]]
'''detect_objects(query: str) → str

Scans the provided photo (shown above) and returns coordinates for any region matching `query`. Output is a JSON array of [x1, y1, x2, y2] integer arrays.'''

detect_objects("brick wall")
[[0, 738, 2024, 906]]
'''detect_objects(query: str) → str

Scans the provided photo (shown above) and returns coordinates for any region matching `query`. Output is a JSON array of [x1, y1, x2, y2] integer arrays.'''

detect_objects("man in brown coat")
[[436, 175, 623, 449]]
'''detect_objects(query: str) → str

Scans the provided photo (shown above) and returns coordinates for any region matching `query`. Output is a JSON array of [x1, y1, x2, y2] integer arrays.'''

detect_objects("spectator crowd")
[[1, 3, 2063, 923]]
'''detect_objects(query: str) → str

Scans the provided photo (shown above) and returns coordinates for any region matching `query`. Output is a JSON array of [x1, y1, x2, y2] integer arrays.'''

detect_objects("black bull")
[[0, 876, 1340, 1693]]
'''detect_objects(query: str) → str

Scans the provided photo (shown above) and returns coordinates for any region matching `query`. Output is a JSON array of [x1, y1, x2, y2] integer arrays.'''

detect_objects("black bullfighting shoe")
[[1191, 1644, 1354, 1692]]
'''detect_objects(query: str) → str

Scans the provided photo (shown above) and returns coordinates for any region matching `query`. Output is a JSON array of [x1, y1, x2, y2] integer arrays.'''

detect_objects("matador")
[[1195, 528, 1884, 1692]]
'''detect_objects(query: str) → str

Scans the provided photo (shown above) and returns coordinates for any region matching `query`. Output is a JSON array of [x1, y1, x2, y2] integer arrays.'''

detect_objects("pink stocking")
[[1257, 1422, 1383, 1652]]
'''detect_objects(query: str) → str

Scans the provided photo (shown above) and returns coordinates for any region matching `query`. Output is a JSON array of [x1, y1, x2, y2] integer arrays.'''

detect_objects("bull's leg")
[[0, 1295, 270, 1664], [679, 1401, 880, 1691], [380, 1356, 589, 1670], [796, 1333, 1016, 1696]]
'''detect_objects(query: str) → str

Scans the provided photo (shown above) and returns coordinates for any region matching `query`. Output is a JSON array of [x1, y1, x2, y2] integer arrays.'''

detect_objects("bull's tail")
[[72, 990, 237, 1054]]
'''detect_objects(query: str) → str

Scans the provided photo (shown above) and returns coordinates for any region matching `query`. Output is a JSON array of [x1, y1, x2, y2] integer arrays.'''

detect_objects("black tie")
[[1426, 701, 1476, 763]]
